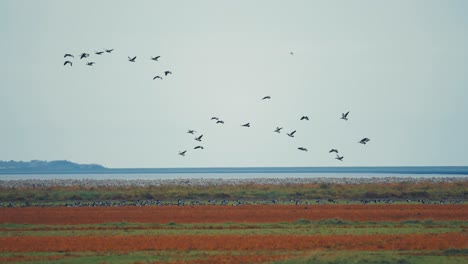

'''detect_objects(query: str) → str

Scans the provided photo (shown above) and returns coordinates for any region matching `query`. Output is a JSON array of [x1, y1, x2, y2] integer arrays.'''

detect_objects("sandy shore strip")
[[0, 176, 466, 188]]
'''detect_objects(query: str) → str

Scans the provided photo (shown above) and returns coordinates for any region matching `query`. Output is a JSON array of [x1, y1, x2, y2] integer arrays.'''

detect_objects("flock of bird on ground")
[[63, 50, 371, 162]]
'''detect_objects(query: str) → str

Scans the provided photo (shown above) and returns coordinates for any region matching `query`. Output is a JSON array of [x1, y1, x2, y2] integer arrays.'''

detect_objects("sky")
[[1, 0, 467, 168]]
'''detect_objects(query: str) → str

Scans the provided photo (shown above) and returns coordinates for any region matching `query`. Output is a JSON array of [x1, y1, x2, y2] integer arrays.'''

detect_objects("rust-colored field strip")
[[0, 205, 466, 225], [0, 233, 466, 252]]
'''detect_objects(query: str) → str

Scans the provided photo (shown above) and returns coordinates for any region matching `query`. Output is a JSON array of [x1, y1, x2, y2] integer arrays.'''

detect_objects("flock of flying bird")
[[63, 49, 172, 80], [63, 49, 371, 162], [178, 91, 371, 162]]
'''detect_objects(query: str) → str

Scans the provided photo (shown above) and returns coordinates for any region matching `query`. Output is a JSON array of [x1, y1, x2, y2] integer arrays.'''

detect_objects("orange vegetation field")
[[1, 204, 466, 263], [1, 233, 466, 252], [0, 204, 466, 225]]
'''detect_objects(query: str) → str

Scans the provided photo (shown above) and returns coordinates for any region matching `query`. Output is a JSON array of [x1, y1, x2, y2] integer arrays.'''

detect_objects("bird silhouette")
[[164, 71, 172, 76], [336, 155, 344, 161], [63, 61, 72, 66], [128, 56, 137, 62], [194, 146, 204, 150], [261, 96, 271, 100], [274, 127, 283, 133], [80, 53, 89, 59], [216, 120, 225, 124], [153, 76, 162, 80], [359, 138, 370, 145], [241, 123, 250, 127], [195, 135, 203, 142], [151, 56, 160, 61], [211, 117, 219, 120], [64, 54, 74, 58], [86, 62, 95, 66], [329, 149, 339, 154], [287, 130, 296, 137], [187, 130, 196, 134], [179, 150, 187, 156], [95, 51, 104, 55], [341, 111, 350, 121], [105, 49, 114, 53], [298, 147, 308, 151], [300, 116, 309, 121], [290, 51, 294, 55]]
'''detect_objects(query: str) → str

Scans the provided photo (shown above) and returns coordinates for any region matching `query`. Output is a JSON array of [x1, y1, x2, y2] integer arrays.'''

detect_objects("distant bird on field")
[[336, 155, 344, 161], [151, 56, 160, 61], [341, 111, 350, 121], [63, 61, 72, 66], [80, 53, 89, 59], [241, 123, 250, 127], [153, 76, 162, 80], [86, 62, 95, 66], [216, 120, 224, 124], [261, 96, 271, 100], [274, 127, 283, 133], [95, 51, 104, 55], [211, 117, 219, 120], [300, 116, 309, 121], [298, 147, 308, 151], [164, 71, 172, 76], [359, 138, 370, 145], [194, 146, 204, 150], [128, 56, 137, 62], [105, 49, 114, 53], [329, 149, 338, 154], [187, 130, 196, 134], [64, 54, 74, 58], [178, 150, 187, 156], [195, 135, 203, 142], [287, 130, 296, 138]]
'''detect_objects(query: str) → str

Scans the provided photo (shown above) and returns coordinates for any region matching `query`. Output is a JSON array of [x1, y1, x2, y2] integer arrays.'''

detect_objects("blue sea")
[[1, 166, 467, 180]]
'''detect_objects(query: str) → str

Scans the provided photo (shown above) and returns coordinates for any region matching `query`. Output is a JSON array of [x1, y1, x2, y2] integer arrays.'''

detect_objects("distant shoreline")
[[1, 176, 466, 188], [1, 166, 468, 175]]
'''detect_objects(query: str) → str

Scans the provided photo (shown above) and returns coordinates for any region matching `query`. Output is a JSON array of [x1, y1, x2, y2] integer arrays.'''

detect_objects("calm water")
[[1, 173, 467, 181]]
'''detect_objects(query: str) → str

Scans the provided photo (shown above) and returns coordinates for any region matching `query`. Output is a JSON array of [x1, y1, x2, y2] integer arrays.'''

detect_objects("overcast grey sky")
[[1, 0, 467, 168]]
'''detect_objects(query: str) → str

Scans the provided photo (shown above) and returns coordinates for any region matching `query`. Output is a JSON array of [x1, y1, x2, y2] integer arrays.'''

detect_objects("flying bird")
[[329, 149, 339, 154], [80, 53, 89, 59], [64, 54, 74, 58], [290, 51, 294, 55], [105, 49, 114, 53], [95, 51, 104, 55], [300, 116, 309, 121], [63, 61, 72, 66], [178, 150, 187, 156], [274, 127, 283, 133], [164, 71, 172, 76], [341, 111, 350, 121], [216, 120, 225, 124], [359, 138, 371, 145], [211, 117, 219, 120], [287, 130, 296, 137], [298, 147, 308, 152], [151, 56, 160, 61], [261, 96, 271, 100], [153, 76, 162, 80], [241, 123, 250, 127], [194, 146, 204, 150], [86, 62, 95, 66], [336, 155, 344, 161], [195, 135, 203, 142], [187, 130, 196, 134], [128, 56, 137, 62]]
